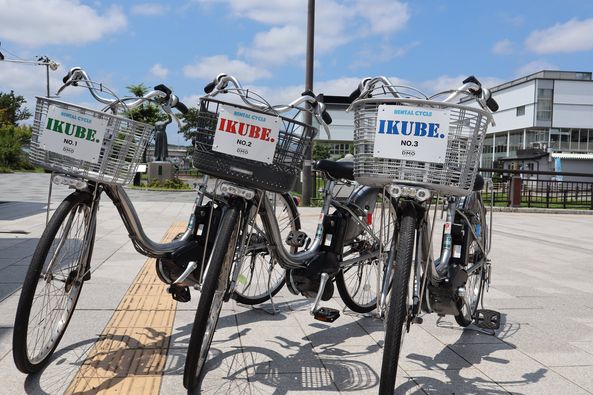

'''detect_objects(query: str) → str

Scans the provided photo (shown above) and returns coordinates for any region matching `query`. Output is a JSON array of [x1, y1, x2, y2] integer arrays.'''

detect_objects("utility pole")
[[0, 52, 58, 98], [301, 0, 315, 206]]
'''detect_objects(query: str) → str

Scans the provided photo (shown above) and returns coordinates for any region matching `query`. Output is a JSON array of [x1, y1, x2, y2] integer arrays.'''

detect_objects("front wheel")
[[379, 205, 416, 395], [336, 191, 396, 313], [183, 204, 241, 390], [233, 192, 298, 305], [13, 191, 96, 373]]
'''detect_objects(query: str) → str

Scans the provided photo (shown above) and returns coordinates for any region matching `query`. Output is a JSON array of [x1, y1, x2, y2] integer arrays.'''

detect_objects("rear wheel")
[[233, 192, 299, 305], [455, 201, 488, 327], [336, 191, 395, 313], [379, 205, 416, 395], [13, 191, 96, 373], [183, 204, 241, 390]]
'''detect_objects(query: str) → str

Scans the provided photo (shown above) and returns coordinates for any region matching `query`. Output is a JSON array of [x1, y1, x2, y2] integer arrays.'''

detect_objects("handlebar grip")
[[348, 87, 361, 102], [204, 81, 216, 94], [175, 101, 189, 115], [321, 110, 333, 125], [154, 84, 172, 98], [486, 96, 499, 112], [462, 75, 482, 95]]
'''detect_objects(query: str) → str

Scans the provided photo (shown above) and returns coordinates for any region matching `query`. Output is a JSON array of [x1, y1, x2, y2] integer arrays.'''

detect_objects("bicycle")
[[182, 74, 398, 390], [346, 75, 500, 394], [10, 66, 291, 374]]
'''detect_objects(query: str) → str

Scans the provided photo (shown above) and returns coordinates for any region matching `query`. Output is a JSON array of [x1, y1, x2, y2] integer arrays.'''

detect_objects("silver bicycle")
[[11, 67, 292, 373], [347, 75, 500, 394]]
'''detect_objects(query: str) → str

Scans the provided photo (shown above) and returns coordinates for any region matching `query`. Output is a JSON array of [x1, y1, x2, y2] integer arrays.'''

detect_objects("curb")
[[491, 206, 593, 215]]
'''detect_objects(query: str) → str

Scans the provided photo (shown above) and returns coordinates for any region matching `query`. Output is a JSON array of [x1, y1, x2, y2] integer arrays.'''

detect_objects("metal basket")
[[30, 97, 154, 185], [351, 97, 492, 196], [192, 98, 316, 193]]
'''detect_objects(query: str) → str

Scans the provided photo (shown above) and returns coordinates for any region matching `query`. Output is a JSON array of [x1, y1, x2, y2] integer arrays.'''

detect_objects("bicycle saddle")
[[314, 159, 354, 181]]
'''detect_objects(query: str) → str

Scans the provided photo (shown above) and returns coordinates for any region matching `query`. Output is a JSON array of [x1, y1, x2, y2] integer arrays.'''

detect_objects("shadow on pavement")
[[0, 201, 47, 221], [396, 314, 546, 395]]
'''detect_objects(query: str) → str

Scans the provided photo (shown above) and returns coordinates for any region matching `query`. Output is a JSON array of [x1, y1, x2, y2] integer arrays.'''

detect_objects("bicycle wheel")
[[184, 204, 241, 390], [379, 203, 416, 395], [336, 192, 395, 313], [455, 201, 488, 327], [233, 192, 299, 305], [13, 191, 96, 373]]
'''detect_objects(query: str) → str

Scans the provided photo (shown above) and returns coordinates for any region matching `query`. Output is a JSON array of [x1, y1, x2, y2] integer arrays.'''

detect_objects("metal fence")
[[488, 177, 593, 210]]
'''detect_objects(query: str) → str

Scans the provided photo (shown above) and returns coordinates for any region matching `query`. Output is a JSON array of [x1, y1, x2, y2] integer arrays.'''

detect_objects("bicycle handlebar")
[[58, 67, 189, 127], [348, 75, 499, 115], [203, 73, 333, 138]]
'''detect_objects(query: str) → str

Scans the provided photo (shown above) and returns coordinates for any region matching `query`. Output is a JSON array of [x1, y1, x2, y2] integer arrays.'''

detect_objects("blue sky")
[[1, 0, 593, 144]]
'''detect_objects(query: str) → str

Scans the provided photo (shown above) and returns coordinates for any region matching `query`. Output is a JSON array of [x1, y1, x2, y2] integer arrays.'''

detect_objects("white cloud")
[[150, 64, 169, 79], [183, 55, 272, 83], [420, 75, 504, 95], [0, 0, 126, 46], [525, 18, 593, 54], [131, 3, 168, 16], [200, 0, 410, 66], [492, 39, 514, 55], [515, 60, 558, 77]]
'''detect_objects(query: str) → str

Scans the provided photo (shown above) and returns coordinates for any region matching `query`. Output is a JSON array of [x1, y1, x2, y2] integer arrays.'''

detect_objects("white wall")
[[553, 104, 593, 128], [554, 80, 593, 105], [552, 80, 593, 128], [316, 107, 354, 141], [488, 80, 536, 133]]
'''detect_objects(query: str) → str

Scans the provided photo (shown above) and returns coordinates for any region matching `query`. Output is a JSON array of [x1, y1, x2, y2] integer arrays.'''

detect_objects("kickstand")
[[46, 173, 55, 225]]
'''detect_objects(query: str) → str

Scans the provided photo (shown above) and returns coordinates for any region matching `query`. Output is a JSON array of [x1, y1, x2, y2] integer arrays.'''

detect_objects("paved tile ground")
[[1, 173, 593, 394]]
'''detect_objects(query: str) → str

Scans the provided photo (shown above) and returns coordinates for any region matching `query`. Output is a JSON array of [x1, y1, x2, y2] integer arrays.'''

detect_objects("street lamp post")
[[302, 0, 315, 206]]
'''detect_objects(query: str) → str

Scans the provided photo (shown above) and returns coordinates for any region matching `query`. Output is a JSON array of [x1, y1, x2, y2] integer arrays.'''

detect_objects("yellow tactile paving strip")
[[66, 222, 186, 394]]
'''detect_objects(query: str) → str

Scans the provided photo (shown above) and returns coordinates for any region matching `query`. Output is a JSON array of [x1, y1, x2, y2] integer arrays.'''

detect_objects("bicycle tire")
[[379, 205, 416, 395], [336, 191, 395, 313], [183, 204, 241, 390], [233, 192, 299, 305], [13, 191, 96, 373]]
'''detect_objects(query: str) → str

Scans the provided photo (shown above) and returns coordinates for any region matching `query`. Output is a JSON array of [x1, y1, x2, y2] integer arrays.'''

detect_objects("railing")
[[481, 168, 593, 210]]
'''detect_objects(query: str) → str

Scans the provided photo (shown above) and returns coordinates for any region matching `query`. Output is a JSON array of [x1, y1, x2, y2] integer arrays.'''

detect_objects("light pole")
[[301, 0, 315, 206]]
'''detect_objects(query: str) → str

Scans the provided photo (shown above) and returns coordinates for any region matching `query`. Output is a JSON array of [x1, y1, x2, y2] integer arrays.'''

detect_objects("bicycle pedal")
[[286, 230, 308, 248], [167, 284, 191, 303], [474, 309, 501, 330], [313, 307, 340, 323]]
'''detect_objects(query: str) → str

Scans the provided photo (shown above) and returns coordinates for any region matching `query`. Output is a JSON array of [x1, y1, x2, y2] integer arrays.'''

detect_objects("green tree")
[[0, 91, 33, 171], [125, 83, 168, 162], [0, 91, 31, 126], [125, 83, 167, 125], [312, 142, 331, 161]]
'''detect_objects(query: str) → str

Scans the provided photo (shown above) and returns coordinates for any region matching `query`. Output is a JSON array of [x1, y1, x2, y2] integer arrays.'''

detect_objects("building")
[[480, 70, 593, 177], [315, 95, 355, 158]]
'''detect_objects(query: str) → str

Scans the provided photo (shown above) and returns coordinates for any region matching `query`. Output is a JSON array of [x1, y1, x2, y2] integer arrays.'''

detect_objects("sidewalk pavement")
[[1, 173, 593, 394]]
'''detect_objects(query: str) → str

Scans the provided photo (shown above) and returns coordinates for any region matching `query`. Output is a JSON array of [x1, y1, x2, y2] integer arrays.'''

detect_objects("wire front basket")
[[30, 97, 154, 185], [192, 97, 316, 193], [351, 97, 492, 196]]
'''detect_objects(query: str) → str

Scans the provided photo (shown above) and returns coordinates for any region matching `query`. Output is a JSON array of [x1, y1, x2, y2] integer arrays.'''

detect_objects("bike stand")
[[310, 273, 340, 323]]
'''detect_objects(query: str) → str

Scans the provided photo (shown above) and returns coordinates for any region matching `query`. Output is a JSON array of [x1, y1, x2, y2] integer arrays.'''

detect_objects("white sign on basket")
[[373, 104, 450, 164], [212, 104, 280, 164], [39, 105, 107, 164]]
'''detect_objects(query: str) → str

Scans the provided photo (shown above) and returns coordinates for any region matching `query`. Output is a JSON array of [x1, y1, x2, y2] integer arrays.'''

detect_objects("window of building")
[[536, 88, 553, 121], [329, 142, 351, 157], [575, 72, 592, 80], [516, 106, 525, 116]]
